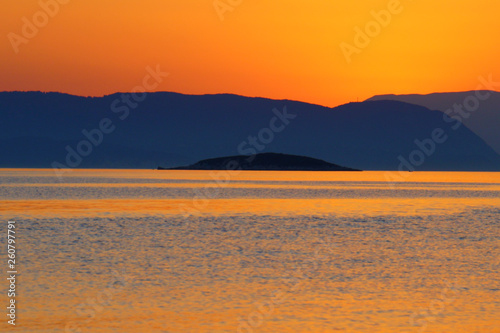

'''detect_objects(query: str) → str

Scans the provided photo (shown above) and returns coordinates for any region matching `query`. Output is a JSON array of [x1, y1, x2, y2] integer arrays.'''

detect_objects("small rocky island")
[[158, 153, 360, 171]]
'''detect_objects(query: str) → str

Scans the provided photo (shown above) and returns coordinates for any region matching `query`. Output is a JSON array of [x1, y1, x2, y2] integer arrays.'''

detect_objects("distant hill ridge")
[[159, 153, 360, 171], [1, 91, 499, 171], [367, 91, 500, 154]]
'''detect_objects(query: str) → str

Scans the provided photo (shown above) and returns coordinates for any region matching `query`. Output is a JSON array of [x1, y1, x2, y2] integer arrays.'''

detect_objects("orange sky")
[[2, 0, 500, 107]]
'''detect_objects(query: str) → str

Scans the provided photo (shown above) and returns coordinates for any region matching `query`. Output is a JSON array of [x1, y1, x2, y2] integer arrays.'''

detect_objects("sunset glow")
[[3, 0, 500, 106], [3, 2, 500, 332]]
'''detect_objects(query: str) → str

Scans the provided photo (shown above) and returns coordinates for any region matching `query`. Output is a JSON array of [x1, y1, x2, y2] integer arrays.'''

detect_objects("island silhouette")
[[158, 152, 360, 171]]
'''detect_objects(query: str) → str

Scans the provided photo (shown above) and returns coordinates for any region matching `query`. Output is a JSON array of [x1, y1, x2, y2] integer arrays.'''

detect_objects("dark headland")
[[158, 153, 361, 171]]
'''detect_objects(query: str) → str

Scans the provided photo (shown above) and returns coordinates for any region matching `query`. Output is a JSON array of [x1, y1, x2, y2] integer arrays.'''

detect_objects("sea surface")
[[0, 169, 499, 333]]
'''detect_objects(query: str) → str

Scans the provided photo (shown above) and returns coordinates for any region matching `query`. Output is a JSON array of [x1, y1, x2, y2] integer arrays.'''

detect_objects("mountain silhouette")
[[1, 91, 499, 171], [159, 152, 360, 171], [367, 91, 500, 154]]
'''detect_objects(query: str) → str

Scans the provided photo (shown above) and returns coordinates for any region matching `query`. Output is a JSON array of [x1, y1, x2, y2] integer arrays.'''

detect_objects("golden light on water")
[[0, 169, 499, 332]]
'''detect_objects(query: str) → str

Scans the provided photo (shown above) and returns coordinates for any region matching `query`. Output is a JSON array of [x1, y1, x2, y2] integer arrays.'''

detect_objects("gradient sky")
[[2, 0, 500, 107]]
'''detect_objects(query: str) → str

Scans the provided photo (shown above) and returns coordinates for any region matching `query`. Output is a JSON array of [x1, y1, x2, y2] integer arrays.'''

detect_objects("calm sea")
[[0, 169, 499, 333]]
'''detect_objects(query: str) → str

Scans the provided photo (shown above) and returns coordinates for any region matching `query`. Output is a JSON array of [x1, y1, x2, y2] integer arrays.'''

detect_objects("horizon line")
[[0, 89, 498, 109]]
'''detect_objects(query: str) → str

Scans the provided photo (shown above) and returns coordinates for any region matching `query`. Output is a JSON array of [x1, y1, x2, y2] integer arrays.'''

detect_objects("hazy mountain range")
[[1, 91, 499, 171], [367, 91, 500, 154]]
